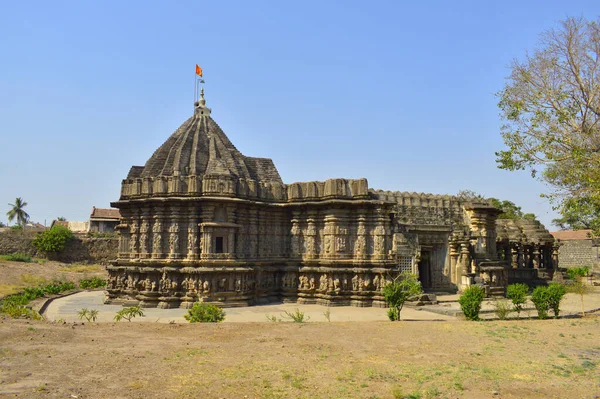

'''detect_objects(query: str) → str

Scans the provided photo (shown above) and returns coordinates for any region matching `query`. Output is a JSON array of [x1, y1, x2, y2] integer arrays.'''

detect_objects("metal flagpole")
[[194, 68, 197, 109]]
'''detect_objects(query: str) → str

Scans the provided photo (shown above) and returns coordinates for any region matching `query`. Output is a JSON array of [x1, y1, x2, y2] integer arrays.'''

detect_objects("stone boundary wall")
[[558, 239, 600, 271], [0, 231, 117, 265]]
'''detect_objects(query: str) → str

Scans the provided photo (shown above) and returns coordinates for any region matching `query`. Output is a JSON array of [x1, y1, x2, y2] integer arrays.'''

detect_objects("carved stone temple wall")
[[107, 89, 558, 307]]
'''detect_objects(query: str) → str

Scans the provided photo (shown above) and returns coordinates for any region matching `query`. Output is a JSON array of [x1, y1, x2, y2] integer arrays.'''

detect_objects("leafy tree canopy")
[[496, 17, 600, 235]]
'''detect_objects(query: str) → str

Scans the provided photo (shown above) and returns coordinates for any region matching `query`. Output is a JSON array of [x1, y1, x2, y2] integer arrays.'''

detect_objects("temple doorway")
[[418, 250, 432, 289]]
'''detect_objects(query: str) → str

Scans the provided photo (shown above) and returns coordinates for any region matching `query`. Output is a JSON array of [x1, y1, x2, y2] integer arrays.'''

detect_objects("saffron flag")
[[195, 64, 203, 77]]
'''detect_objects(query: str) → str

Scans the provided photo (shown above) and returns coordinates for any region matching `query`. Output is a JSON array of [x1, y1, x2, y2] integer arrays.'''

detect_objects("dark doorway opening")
[[215, 237, 224, 253], [418, 250, 432, 289]]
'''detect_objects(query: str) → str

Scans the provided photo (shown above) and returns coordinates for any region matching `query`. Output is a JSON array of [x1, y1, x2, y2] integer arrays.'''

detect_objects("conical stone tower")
[[108, 90, 398, 308]]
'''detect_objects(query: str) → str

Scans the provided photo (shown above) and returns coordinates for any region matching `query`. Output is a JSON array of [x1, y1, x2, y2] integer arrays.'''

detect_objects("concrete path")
[[44, 291, 455, 323]]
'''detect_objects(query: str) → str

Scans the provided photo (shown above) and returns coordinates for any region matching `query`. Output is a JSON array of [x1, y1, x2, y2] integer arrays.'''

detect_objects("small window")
[[215, 237, 224, 253]]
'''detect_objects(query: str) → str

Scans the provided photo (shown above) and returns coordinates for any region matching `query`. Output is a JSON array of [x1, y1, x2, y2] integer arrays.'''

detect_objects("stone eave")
[[111, 196, 395, 209]]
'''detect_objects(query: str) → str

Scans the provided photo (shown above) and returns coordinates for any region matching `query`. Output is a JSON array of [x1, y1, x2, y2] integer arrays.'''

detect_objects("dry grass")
[[58, 264, 103, 273]]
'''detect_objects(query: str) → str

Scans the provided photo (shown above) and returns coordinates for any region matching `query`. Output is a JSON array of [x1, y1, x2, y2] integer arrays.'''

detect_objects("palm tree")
[[7, 197, 30, 227]]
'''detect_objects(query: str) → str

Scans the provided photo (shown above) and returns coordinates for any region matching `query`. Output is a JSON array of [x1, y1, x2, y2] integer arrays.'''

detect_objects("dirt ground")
[[1, 260, 599, 399], [0, 317, 599, 399]]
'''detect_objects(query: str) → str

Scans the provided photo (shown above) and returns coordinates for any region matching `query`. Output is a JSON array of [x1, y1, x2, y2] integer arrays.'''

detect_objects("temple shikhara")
[[107, 88, 559, 308]]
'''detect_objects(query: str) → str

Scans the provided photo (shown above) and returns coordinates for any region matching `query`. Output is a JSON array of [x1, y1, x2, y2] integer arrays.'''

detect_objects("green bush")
[[0, 281, 75, 319], [79, 277, 106, 289], [184, 302, 226, 323], [506, 283, 529, 316], [382, 272, 423, 321], [566, 266, 590, 280], [32, 225, 74, 253], [546, 283, 567, 318], [458, 285, 485, 321], [0, 252, 32, 262], [531, 286, 550, 319]]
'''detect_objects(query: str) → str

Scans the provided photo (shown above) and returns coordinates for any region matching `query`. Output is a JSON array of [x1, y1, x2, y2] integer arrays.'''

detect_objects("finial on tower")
[[199, 87, 206, 106]]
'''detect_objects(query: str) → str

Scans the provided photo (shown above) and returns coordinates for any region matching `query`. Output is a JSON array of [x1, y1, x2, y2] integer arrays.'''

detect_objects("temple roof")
[[129, 89, 282, 184]]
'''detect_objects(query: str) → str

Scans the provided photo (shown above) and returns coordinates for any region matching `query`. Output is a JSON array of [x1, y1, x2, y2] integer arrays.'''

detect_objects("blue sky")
[[0, 1, 598, 228]]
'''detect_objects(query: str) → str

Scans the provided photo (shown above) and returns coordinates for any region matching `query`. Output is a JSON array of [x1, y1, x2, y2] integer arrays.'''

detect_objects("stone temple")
[[107, 89, 559, 308]]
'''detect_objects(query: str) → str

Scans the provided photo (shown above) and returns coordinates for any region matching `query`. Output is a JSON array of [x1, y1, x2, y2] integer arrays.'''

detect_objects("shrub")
[[382, 272, 423, 321], [32, 225, 73, 253], [493, 299, 512, 320], [531, 286, 550, 319], [546, 283, 567, 318], [0, 252, 32, 262], [0, 280, 74, 319], [184, 302, 226, 323], [79, 276, 106, 289], [566, 266, 590, 280], [114, 306, 145, 322], [458, 285, 485, 321], [506, 283, 529, 316], [282, 308, 309, 323], [77, 308, 99, 322]]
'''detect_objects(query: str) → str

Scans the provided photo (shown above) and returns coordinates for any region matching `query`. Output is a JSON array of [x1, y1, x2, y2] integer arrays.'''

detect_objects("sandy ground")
[[1, 260, 600, 398]]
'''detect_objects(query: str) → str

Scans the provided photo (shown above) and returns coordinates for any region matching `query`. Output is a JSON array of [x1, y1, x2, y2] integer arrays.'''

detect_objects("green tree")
[[56, 216, 67, 221], [382, 272, 423, 321], [6, 197, 29, 227], [496, 17, 600, 236]]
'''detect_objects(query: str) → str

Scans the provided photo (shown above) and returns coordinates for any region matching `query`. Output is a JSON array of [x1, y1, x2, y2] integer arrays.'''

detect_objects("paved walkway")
[[44, 291, 454, 323]]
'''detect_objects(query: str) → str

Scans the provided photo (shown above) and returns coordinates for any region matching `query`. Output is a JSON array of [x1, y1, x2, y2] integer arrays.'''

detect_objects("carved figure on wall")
[[324, 236, 333, 255], [334, 277, 340, 292], [352, 274, 359, 291], [187, 227, 197, 254], [354, 235, 366, 256], [374, 235, 384, 255], [152, 221, 162, 254], [373, 274, 381, 291], [169, 223, 179, 255], [363, 276, 372, 291], [309, 276, 315, 290], [299, 275, 309, 290], [139, 221, 149, 253], [144, 278, 152, 291], [319, 274, 328, 292], [203, 280, 211, 293]]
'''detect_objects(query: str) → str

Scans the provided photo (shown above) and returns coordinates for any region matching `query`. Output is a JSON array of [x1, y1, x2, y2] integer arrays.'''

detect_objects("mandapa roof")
[[128, 91, 282, 184]]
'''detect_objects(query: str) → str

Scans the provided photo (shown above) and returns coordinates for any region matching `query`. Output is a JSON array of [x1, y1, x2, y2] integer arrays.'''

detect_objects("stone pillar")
[[510, 243, 519, 269], [532, 244, 541, 269], [236, 207, 248, 259], [354, 214, 367, 260], [304, 213, 317, 259], [449, 240, 460, 284], [552, 243, 560, 270]]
